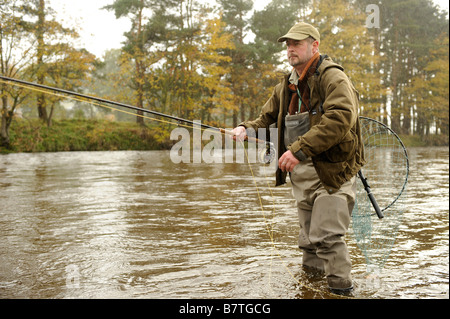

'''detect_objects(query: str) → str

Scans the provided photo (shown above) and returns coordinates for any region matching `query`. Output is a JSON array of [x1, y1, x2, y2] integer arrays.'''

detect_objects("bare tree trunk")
[[1, 94, 11, 148], [36, 0, 49, 125], [135, 0, 145, 125]]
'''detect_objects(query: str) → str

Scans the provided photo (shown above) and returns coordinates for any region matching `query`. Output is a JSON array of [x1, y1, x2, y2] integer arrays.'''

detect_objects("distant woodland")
[[1, 0, 449, 149]]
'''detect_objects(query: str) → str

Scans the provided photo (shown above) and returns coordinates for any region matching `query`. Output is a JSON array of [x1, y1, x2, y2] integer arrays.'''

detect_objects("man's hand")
[[231, 126, 247, 141], [278, 150, 300, 172]]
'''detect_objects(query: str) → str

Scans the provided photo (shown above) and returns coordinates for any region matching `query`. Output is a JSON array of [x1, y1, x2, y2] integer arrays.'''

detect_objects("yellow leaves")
[[307, 0, 388, 118], [198, 19, 236, 119], [426, 35, 449, 96], [203, 16, 235, 53], [141, 13, 237, 123]]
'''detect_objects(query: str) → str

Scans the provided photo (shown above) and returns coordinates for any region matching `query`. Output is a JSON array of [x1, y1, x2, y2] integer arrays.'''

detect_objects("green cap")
[[277, 22, 320, 43]]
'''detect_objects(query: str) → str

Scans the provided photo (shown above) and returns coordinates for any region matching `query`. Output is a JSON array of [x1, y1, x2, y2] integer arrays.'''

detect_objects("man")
[[232, 22, 365, 294]]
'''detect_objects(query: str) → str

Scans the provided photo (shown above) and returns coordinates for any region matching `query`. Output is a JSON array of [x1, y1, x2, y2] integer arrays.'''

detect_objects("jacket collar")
[[288, 52, 321, 86]]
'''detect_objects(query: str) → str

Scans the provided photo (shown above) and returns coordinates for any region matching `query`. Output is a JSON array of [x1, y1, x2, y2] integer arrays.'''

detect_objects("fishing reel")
[[259, 142, 277, 164]]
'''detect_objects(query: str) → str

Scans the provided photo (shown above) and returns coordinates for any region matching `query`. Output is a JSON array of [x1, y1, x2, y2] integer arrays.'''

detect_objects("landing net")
[[352, 116, 409, 274]]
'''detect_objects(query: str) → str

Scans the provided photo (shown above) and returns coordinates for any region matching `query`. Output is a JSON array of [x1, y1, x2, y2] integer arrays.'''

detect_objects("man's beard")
[[289, 54, 311, 67]]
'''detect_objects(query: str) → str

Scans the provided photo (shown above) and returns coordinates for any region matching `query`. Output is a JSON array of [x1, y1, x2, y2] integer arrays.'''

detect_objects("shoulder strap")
[[313, 55, 345, 114]]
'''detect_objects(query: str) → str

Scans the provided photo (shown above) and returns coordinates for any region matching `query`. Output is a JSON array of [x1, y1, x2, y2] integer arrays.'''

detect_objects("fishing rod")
[[0, 75, 274, 150], [2, 75, 406, 220]]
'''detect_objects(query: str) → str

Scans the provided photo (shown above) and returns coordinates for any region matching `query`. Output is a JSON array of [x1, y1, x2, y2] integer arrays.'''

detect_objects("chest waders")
[[284, 87, 311, 147], [285, 87, 355, 293], [284, 112, 310, 147]]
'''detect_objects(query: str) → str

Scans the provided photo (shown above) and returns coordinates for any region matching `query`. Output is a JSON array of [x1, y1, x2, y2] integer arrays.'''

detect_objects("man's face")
[[286, 38, 318, 68]]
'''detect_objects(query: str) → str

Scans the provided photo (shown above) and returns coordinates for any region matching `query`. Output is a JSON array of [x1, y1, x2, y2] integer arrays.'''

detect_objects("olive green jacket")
[[240, 55, 365, 194]]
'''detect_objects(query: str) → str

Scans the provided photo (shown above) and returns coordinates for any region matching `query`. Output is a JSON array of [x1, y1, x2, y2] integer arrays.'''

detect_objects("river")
[[0, 147, 448, 299]]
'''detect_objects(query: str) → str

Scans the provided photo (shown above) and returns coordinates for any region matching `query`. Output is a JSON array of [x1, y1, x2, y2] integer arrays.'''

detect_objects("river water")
[[0, 147, 448, 299]]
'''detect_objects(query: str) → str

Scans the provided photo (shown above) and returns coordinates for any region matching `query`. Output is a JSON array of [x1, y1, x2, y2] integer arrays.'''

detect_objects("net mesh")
[[352, 117, 409, 273]]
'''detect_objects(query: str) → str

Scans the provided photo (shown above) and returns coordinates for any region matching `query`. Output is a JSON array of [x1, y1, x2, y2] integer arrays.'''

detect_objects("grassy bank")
[[399, 133, 449, 148], [1, 119, 172, 154], [1, 118, 447, 154]]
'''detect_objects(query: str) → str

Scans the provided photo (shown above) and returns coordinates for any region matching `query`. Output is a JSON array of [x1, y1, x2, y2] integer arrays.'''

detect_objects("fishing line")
[[242, 117, 409, 298], [241, 144, 352, 299]]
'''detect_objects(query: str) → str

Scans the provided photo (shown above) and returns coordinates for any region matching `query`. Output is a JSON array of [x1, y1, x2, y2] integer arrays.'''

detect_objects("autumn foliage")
[[1, 0, 448, 149]]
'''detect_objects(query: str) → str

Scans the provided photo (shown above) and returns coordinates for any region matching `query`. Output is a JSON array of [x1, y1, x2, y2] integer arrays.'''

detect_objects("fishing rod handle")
[[220, 128, 269, 146]]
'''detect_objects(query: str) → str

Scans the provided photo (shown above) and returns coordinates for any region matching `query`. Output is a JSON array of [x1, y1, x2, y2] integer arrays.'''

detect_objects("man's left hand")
[[279, 150, 300, 172]]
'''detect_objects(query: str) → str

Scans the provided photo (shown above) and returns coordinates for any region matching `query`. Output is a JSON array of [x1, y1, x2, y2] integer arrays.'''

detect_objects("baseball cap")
[[277, 22, 320, 43]]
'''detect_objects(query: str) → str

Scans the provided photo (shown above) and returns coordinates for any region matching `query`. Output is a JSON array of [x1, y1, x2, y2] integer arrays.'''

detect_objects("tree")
[[104, 0, 175, 125], [306, 0, 383, 119], [216, 0, 253, 127], [376, 0, 448, 133], [247, 0, 309, 121], [197, 15, 235, 126], [1, 0, 35, 147], [164, 0, 204, 120], [426, 35, 449, 138], [407, 34, 449, 140], [105, 0, 146, 124], [140, 1, 234, 125], [88, 49, 136, 121], [42, 45, 96, 125], [19, 0, 93, 127], [250, 0, 302, 65]]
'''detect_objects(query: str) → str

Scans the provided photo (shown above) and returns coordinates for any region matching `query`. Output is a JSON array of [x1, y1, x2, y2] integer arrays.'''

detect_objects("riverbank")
[[398, 133, 449, 148], [1, 119, 172, 154], [1, 118, 447, 154]]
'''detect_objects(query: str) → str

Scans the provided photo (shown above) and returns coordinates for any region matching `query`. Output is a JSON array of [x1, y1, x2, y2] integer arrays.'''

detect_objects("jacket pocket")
[[314, 160, 347, 191], [323, 130, 357, 163]]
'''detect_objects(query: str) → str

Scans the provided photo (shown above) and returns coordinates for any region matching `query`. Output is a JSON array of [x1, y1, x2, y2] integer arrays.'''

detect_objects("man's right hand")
[[231, 126, 247, 141]]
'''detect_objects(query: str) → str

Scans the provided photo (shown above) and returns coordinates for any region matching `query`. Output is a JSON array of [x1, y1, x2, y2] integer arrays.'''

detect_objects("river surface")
[[0, 147, 448, 299]]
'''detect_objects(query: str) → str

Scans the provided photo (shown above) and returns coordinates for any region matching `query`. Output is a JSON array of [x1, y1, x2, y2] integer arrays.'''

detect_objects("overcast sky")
[[48, 0, 449, 58]]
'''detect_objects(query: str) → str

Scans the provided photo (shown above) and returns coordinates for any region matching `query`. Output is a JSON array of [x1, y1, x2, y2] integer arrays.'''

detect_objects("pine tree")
[[377, 0, 448, 134], [216, 0, 253, 127], [104, 0, 159, 124]]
